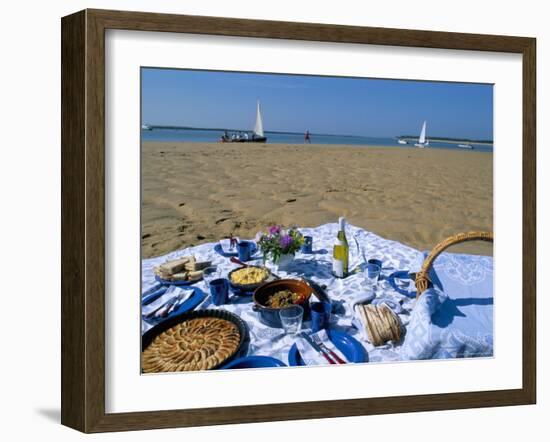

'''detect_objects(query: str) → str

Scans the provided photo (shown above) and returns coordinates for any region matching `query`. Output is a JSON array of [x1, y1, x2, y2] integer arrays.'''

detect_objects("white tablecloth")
[[141, 223, 429, 364]]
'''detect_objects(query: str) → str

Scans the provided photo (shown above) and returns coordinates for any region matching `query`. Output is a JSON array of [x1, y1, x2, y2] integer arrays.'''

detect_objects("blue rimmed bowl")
[[228, 265, 273, 295], [220, 356, 286, 369]]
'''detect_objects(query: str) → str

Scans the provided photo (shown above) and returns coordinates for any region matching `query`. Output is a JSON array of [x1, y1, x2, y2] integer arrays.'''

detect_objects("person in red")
[[304, 130, 311, 143]]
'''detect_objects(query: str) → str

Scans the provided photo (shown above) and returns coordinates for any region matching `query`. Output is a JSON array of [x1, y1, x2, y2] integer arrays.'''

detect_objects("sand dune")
[[141, 142, 493, 258]]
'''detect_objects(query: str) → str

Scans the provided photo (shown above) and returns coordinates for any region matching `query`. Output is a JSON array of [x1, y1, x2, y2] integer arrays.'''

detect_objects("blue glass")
[[301, 235, 313, 254], [367, 258, 382, 268], [237, 241, 252, 261], [311, 301, 332, 333], [209, 278, 229, 305], [365, 263, 381, 287]]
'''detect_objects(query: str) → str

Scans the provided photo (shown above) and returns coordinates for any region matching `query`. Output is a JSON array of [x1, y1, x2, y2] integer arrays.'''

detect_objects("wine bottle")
[[333, 217, 349, 278]]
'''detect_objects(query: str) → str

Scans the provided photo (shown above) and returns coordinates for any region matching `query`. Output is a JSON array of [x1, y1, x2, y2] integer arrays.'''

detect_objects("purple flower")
[[268, 225, 281, 235], [279, 234, 293, 249]]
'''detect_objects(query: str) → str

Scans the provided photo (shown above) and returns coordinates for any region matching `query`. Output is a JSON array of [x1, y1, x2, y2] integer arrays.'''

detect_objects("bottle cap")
[[339, 217, 346, 230]]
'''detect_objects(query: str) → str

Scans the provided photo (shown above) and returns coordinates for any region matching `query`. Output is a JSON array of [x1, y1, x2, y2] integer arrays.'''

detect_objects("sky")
[[141, 68, 493, 140]]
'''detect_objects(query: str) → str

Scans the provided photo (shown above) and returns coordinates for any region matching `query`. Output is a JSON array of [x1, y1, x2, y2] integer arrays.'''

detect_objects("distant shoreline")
[[399, 137, 493, 146], [142, 125, 493, 145], [143, 125, 354, 137]]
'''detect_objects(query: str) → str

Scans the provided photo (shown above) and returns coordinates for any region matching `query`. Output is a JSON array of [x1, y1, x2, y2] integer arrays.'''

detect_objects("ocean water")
[[141, 128, 493, 152]]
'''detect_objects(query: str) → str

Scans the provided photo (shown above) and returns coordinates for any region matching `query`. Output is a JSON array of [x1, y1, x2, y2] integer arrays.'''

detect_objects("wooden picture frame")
[[61, 8, 536, 433]]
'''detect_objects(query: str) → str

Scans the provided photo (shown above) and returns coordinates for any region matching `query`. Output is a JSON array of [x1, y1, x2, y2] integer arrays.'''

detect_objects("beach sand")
[[141, 142, 493, 259]]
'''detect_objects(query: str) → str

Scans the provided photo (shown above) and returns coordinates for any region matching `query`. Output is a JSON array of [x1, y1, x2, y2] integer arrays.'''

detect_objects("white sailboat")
[[221, 100, 267, 143], [252, 100, 265, 141], [414, 121, 429, 148]]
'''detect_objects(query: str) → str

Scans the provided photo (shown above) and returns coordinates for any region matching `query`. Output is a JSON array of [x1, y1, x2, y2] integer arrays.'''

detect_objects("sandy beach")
[[141, 142, 493, 259]]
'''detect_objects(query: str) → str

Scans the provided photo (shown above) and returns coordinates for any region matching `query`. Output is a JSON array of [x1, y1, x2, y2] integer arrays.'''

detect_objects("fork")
[[311, 334, 347, 364], [144, 293, 182, 320]]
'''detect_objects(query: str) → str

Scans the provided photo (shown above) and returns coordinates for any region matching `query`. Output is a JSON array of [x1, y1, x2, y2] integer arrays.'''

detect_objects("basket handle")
[[415, 231, 493, 299]]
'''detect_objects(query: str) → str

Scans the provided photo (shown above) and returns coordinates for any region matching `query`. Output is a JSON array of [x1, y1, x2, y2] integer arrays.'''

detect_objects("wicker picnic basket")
[[414, 231, 493, 299]]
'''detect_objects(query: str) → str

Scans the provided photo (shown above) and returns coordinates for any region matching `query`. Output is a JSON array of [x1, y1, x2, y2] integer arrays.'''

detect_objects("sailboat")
[[221, 101, 267, 143], [414, 121, 429, 148]]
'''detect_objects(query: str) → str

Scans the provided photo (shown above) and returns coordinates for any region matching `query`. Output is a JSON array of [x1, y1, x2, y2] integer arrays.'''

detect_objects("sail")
[[418, 121, 427, 144], [253, 101, 264, 137]]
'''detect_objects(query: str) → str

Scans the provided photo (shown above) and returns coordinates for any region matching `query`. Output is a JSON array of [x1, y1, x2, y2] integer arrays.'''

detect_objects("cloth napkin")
[[141, 286, 194, 317], [349, 291, 376, 311], [336, 291, 376, 330], [401, 287, 493, 360], [295, 329, 348, 365]]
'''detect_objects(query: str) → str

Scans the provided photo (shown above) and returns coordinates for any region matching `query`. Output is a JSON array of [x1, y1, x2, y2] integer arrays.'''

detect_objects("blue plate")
[[214, 243, 238, 257], [220, 356, 286, 369], [388, 270, 417, 298], [154, 275, 200, 286], [141, 285, 169, 305], [167, 290, 206, 318], [142, 288, 206, 324], [288, 330, 367, 366]]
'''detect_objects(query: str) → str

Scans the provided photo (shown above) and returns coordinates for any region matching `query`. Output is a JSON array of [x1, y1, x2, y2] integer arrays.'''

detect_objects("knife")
[[300, 332, 336, 364]]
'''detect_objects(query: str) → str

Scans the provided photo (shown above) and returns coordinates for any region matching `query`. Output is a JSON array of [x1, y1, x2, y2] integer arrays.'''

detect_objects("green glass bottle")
[[332, 217, 349, 278]]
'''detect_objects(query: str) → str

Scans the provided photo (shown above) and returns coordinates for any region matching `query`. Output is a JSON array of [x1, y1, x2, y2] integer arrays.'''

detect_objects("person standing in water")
[[304, 130, 311, 143]]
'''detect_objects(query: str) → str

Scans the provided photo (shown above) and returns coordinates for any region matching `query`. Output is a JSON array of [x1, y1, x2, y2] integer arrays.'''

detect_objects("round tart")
[[142, 315, 243, 373]]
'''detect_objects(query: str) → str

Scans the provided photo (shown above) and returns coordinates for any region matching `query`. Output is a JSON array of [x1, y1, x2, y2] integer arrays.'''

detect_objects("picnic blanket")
[[402, 251, 494, 359], [141, 223, 493, 364]]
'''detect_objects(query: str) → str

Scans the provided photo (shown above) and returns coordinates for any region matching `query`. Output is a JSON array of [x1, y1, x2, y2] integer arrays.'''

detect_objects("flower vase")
[[275, 253, 294, 271]]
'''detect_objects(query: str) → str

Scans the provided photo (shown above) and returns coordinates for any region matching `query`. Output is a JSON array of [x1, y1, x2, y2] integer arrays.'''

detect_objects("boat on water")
[[141, 124, 152, 131], [397, 138, 408, 145], [458, 143, 473, 149], [414, 121, 429, 148], [221, 101, 267, 143]]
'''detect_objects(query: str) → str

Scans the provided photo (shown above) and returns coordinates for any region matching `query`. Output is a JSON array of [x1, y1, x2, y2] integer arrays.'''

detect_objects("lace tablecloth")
[[141, 223, 493, 364]]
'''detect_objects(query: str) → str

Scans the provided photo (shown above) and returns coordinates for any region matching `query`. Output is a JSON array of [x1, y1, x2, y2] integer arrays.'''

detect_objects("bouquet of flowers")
[[257, 225, 304, 264]]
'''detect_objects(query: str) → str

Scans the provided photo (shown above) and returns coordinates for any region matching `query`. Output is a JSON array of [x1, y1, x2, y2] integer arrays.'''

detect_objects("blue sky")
[[141, 68, 493, 140]]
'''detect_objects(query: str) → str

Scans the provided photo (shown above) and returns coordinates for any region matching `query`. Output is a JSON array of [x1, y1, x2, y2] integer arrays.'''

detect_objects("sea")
[[141, 128, 494, 152]]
